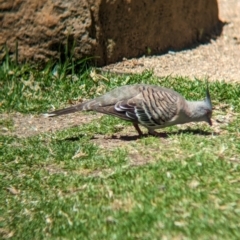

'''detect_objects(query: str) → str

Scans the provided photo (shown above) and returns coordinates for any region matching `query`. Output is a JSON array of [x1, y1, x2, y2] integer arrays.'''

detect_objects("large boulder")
[[0, 0, 220, 66]]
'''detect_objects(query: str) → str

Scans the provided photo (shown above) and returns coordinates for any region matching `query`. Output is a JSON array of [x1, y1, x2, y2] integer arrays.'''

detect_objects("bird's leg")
[[148, 129, 167, 138], [132, 122, 143, 136]]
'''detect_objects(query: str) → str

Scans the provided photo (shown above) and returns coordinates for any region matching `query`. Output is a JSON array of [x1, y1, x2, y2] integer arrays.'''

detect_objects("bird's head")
[[187, 81, 213, 126]]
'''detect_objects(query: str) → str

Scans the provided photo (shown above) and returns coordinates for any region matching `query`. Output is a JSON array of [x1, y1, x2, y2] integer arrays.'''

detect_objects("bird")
[[45, 83, 212, 136]]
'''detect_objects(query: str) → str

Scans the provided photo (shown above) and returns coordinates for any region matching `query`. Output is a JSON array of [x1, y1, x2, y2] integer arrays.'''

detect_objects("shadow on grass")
[[59, 129, 217, 142]]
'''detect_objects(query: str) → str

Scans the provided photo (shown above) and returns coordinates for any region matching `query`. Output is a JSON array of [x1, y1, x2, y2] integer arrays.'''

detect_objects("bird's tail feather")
[[49, 106, 78, 116], [44, 99, 98, 117], [45, 104, 85, 117]]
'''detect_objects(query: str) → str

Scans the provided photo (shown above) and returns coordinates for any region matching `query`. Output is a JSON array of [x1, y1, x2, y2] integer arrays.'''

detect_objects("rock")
[[0, 0, 221, 66]]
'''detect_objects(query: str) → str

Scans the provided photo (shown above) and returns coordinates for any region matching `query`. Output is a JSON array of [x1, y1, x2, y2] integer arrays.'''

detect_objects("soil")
[[1, 0, 239, 147], [102, 0, 240, 83]]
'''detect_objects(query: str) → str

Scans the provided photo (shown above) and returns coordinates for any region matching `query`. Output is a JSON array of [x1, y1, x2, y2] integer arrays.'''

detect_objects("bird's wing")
[[139, 87, 179, 125], [94, 86, 181, 127]]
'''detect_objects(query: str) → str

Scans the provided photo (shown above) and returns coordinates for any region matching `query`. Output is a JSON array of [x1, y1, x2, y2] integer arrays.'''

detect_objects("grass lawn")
[[0, 59, 240, 239]]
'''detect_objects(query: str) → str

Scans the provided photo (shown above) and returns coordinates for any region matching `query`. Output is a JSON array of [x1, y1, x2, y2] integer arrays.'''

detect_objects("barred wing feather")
[[111, 87, 179, 128]]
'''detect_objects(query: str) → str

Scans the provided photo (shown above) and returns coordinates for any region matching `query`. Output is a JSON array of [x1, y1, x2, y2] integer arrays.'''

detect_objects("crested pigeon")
[[46, 83, 212, 136]]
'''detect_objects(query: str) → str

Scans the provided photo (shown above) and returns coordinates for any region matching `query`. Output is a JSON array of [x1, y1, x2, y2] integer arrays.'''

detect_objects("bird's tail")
[[44, 99, 98, 117], [44, 103, 86, 117]]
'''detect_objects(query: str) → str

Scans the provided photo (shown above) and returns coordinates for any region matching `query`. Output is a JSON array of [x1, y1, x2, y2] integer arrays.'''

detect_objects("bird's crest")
[[205, 80, 212, 110]]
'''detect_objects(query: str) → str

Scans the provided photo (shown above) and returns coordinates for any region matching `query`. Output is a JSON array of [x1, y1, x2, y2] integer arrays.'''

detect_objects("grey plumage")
[[45, 84, 212, 136]]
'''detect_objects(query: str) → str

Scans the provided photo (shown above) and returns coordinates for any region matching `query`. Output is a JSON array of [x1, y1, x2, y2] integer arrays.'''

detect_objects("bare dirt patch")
[[102, 0, 240, 82], [0, 112, 102, 138]]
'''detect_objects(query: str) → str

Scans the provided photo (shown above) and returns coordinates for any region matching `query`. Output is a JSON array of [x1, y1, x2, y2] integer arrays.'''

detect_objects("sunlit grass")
[[0, 58, 240, 239]]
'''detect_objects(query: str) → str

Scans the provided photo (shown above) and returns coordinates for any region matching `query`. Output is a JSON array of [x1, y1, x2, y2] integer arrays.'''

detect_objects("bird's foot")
[[132, 123, 144, 137], [148, 130, 168, 138]]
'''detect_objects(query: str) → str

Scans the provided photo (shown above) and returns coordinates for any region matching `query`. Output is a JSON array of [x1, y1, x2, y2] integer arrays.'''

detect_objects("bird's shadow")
[[119, 129, 216, 141], [60, 129, 217, 142]]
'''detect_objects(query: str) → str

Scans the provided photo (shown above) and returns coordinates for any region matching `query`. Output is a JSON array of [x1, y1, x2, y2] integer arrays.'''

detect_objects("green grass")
[[1, 59, 240, 239]]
